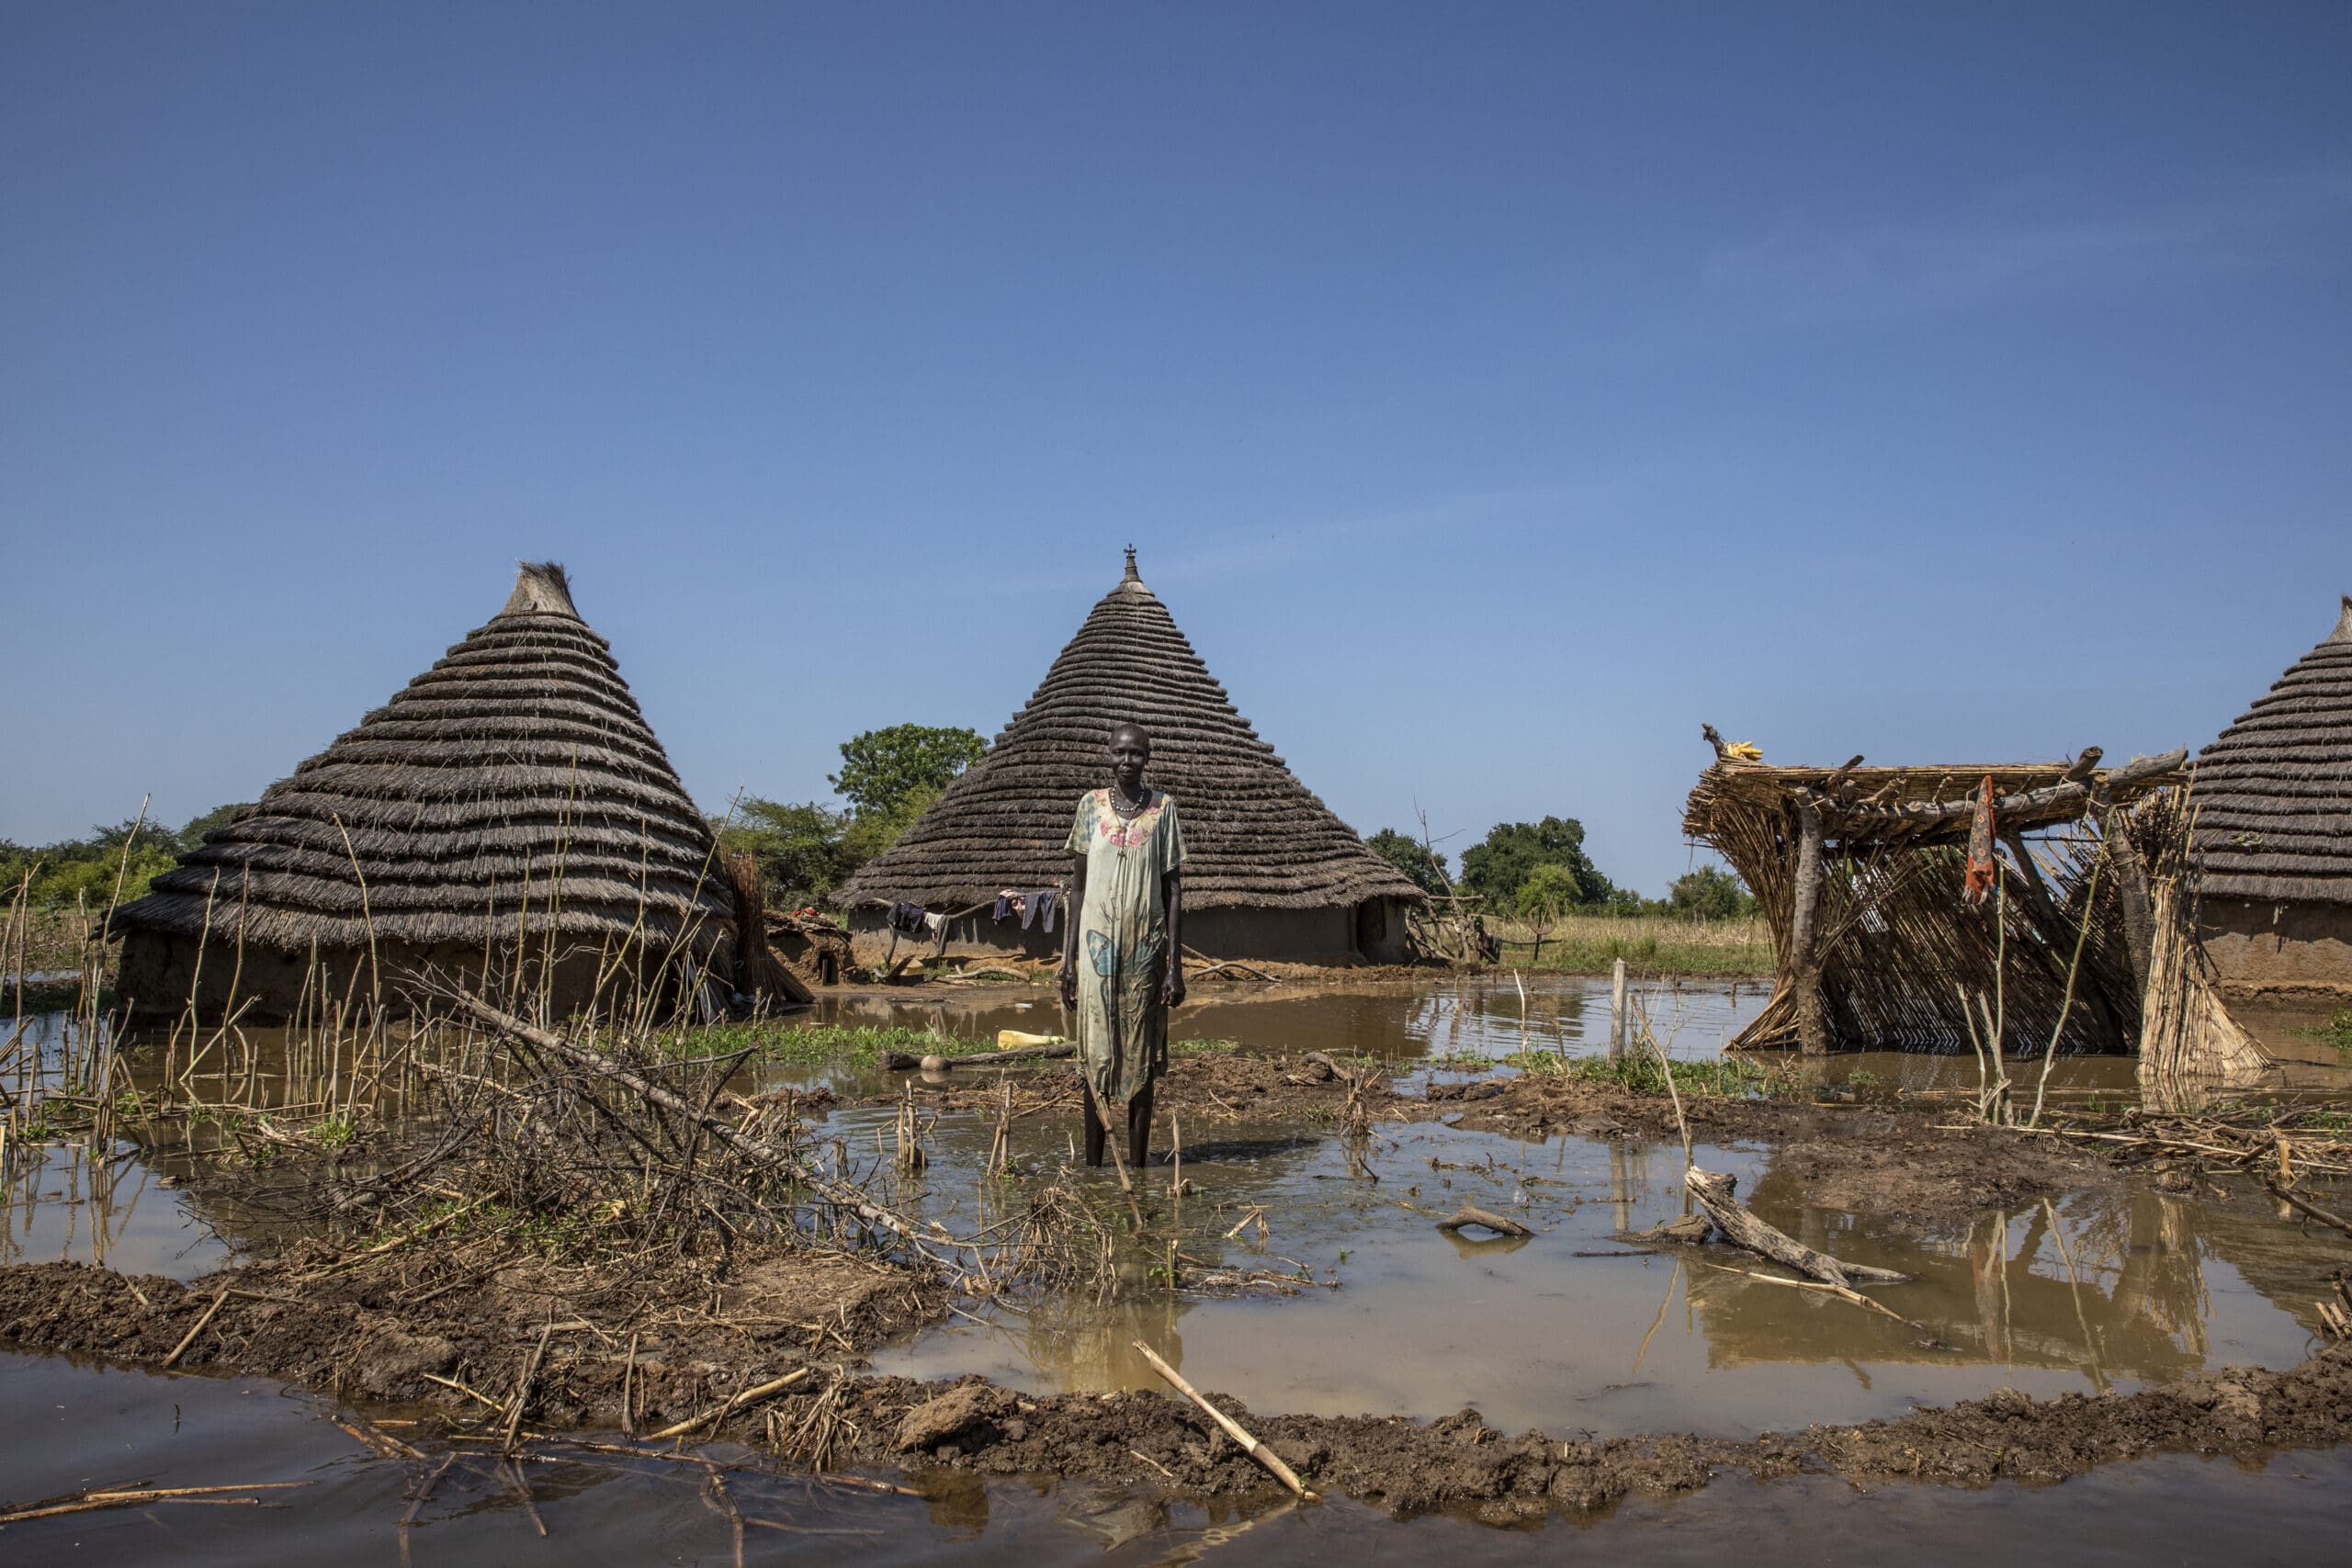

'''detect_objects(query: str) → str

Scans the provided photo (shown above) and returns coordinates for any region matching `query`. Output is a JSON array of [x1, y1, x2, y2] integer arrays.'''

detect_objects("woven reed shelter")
[[2188, 595, 2352, 1012], [1683, 727, 2186, 1055], [112, 563, 732, 1021], [835, 551, 1426, 965]]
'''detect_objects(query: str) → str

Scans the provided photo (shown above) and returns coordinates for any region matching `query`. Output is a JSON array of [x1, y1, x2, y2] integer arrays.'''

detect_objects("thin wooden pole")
[[1789, 804, 1828, 1055], [1131, 1340, 1313, 1499]]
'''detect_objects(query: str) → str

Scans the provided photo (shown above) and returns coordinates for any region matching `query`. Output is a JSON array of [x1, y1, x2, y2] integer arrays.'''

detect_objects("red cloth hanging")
[[1963, 775, 1998, 905]]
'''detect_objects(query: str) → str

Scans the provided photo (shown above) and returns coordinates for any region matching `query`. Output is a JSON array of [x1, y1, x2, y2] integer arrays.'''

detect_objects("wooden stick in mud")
[[446, 992, 950, 1263], [1077, 1071, 1148, 1232], [1130, 1340, 1314, 1500], [1434, 1204, 1532, 1238], [644, 1369, 811, 1441], [162, 1285, 231, 1368], [503, 1321, 554, 1454], [0, 1480, 313, 1525], [1683, 1169, 1911, 1288]]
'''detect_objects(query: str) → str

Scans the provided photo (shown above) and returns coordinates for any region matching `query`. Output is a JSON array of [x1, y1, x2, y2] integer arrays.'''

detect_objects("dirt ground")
[[4, 1254, 2346, 1522]]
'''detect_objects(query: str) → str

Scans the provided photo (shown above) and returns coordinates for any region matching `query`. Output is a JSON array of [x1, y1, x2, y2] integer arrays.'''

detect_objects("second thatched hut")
[[835, 552, 1426, 967]]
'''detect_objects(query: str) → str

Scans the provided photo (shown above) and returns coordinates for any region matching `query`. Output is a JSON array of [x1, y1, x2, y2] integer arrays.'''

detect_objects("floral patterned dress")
[[1064, 788, 1188, 1106]]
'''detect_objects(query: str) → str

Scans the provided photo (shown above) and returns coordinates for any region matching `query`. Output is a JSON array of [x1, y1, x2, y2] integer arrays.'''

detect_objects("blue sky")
[[5, 4, 2347, 894]]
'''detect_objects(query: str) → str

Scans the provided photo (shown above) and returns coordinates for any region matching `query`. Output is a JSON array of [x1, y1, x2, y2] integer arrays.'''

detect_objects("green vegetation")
[[1502, 1046, 1775, 1099], [1459, 816, 1624, 913], [1365, 829, 1452, 897], [828, 723, 989, 816], [2292, 1010, 2352, 1062], [1665, 865, 1757, 921], [0, 805, 247, 919], [717, 723, 988, 906], [668, 1021, 985, 1066]]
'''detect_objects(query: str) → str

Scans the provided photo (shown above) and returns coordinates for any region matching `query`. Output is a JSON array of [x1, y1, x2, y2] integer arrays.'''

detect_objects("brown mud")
[[4, 1254, 2347, 1522]]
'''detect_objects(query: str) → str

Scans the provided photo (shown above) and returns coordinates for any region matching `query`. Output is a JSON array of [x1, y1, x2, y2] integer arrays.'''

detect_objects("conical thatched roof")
[[839, 552, 1424, 912], [2192, 594, 2352, 906], [113, 562, 729, 951]]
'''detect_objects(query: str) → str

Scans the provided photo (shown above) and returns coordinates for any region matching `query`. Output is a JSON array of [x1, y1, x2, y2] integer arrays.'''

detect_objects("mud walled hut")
[[835, 551, 1426, 967], [110, 563, 734, 1022], [2183, 593, 2352, 1054]]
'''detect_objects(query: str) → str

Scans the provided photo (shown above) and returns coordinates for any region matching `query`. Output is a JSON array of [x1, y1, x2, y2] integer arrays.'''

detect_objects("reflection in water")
[[875, 1109, 2335, 1438]]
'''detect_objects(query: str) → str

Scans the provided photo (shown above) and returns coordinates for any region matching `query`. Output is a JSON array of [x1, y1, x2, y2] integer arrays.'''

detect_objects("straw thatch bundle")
[[112, 562, 729, 957], [1683, 741, 2186, 1054], [2190, 595, 2352, 907], [837, 552, 1423, 917]]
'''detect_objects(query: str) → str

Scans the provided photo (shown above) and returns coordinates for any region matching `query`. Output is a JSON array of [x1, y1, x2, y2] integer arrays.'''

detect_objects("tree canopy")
[[721, 724, 988, 904], [1456, 816, 1621, 911], [1666, 865, 1755, 921], [1365, 828, 1451, 897], [827, 724, 988, 816]]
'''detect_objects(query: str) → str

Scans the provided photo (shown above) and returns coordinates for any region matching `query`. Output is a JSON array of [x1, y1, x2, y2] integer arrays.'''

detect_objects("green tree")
[[1366, 828, 1451, 897], [1667, 865, 1754, 921], [176, 802, 250, 850], [1513, 861, 1585, 917], [828, 725, 988, 816], [718, 798, 853, 903], [1457, 816, 1618, 910]]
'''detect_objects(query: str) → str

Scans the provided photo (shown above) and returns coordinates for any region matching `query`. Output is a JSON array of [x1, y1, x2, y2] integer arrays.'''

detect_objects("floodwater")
[[5, 978, 2349, 1562]]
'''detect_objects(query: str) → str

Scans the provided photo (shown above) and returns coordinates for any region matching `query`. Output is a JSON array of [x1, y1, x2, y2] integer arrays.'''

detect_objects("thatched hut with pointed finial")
[[2188, 594, 2352, 1017], [111, 563, 733, 1021], [835, 551, 1426, 966]]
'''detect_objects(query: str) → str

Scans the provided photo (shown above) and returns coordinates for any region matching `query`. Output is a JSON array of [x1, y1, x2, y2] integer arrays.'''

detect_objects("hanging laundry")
[[1020, 893, 1038, 931], [888, 901, 931, 937], [993, 893, 1012, 924], [1036, 886, 1058, 934], [1963, 776, 1998, 906]]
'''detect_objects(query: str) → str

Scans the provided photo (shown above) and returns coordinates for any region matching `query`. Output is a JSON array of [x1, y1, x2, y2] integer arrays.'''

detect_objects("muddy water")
[[806, 974, 2154, 1098], [5, 1348, 2348, 1564], [860, 1109, 2330, 1437], [5, 983, 2348, 1561]]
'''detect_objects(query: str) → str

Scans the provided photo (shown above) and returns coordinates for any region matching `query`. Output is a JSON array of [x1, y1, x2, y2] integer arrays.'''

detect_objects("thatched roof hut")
[[2184, 594, 2352, 1019], [1682, 732, 2187, 1055], [836, 551, 1425, 965], [113, 562, 730, 1020]]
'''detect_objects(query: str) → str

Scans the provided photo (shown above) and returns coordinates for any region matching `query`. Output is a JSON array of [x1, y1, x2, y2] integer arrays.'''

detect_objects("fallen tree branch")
[[446, 991, 952, 1265], [1683, 1168, 1910, 1288], [1434, 1204, 1532, 1238], [2267, 1181, 2352, 1239]]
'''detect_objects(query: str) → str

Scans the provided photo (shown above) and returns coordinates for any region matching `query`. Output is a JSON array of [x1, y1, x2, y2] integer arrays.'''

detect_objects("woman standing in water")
[[1059, 722, 1185, 1168]]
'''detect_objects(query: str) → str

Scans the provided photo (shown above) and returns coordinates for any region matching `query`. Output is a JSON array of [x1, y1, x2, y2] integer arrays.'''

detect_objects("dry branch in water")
[[1682, 1169, 1910, 1288]]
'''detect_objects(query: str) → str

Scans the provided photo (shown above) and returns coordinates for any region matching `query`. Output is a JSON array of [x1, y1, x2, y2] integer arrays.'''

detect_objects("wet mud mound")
[[7, 1258, 2348, 1523]]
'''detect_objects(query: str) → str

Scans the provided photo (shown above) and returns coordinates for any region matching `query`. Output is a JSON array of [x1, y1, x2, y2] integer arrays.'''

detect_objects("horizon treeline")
[[1366, 819, 1754, 922]]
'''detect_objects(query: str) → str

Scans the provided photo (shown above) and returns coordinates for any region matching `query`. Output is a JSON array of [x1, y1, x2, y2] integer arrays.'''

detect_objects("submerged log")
[[1683, 1168, 1910, 1288], [1434, 1204, 1533, 1238]]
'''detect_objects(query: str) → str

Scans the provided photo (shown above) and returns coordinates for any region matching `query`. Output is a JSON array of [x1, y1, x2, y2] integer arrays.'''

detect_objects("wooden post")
[[2105, 812, 2154, 1010], [1609, 959, 1628, 1061], [1789, 804, 1828, 1055]]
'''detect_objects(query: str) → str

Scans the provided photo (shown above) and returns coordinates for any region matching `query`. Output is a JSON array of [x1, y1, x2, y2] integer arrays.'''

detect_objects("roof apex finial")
[[503, 560, 581, 619], [1121, 546, 1140, 584], [2331, 593, 2352, 646]]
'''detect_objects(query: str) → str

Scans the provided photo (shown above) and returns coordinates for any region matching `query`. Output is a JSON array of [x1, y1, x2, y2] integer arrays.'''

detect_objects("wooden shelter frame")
[[1682, 727, 2187, 1055]]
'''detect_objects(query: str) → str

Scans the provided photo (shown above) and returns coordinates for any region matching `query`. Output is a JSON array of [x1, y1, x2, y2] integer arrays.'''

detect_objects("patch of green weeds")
[[2290, 1010, 2352, 1062], [1500, 1048, 1774, 1100], [662, 1021, 992, 1066]]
